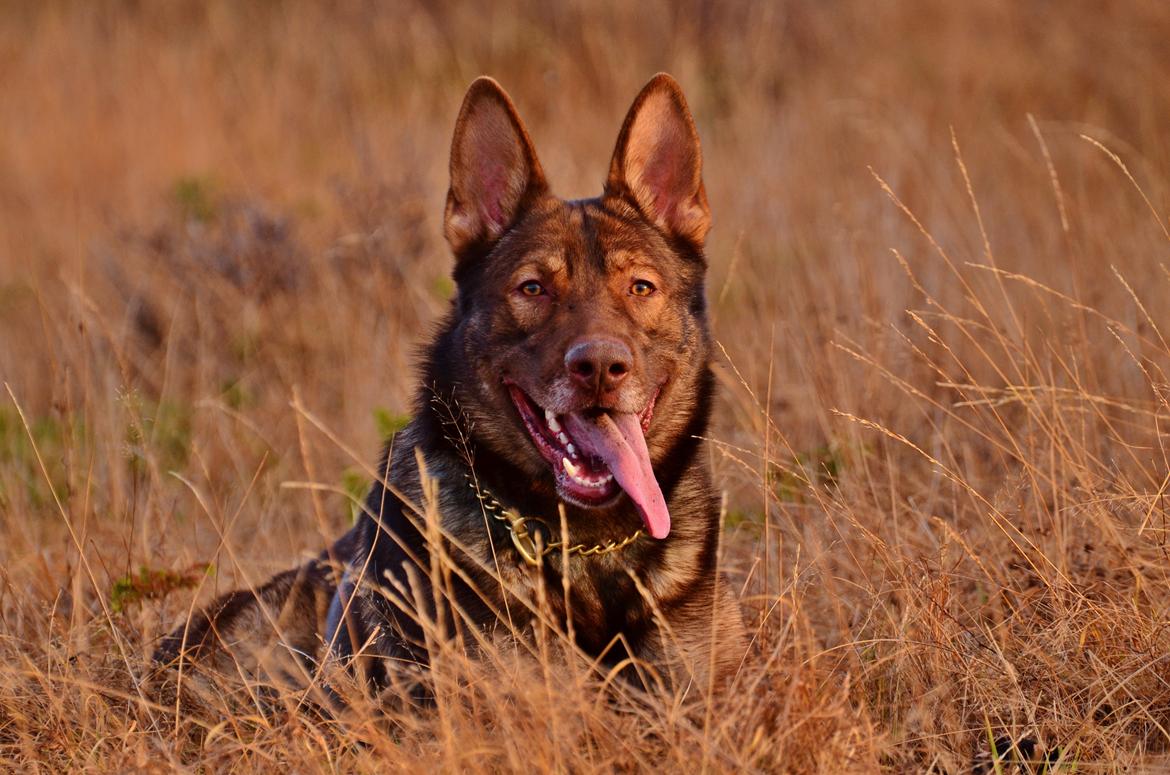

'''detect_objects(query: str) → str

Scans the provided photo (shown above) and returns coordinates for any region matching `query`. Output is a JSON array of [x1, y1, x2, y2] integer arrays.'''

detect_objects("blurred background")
[[3, 2, 1170, 769]]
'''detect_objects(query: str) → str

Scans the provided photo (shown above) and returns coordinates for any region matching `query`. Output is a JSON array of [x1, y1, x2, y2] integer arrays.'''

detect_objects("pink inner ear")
[[476, 159, 509, 231], [642, 142, 683, 222], [450, 94, 536, 243], [610, 82, 709, 244]]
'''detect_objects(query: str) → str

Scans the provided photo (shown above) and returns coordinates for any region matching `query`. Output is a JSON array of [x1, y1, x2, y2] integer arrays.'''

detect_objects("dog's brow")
[[543, 251, 567, 273], [516, 250, 566, 275], [604, 250, 636, 270], [596, 229, 663, 272]]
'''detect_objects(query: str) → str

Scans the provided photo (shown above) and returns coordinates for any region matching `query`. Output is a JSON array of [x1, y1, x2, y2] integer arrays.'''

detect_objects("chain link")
[[466, 476, 642, 567]]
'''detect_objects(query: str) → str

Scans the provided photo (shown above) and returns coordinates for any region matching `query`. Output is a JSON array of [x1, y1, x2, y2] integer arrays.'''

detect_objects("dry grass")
[[3, 1, 1170, 771]]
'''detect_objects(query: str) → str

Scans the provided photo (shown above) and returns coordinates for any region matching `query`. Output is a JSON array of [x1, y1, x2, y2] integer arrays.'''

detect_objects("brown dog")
[[156, 73, 746, 699]]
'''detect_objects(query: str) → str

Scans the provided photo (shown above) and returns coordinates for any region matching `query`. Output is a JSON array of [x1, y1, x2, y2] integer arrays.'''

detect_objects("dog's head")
[[440, 74, 711, 540]]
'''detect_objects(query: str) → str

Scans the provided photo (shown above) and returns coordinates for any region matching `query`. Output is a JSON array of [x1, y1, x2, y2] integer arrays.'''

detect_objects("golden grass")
[[3, 1, 1170, 771]]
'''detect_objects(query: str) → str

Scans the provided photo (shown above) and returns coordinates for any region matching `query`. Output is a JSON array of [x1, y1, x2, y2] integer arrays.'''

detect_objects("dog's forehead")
[[487, 196, 685, 282], [553, 199, 670, 268]]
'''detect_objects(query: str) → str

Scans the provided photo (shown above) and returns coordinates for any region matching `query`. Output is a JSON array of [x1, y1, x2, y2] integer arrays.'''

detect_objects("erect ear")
[[444, 77, 548, 256], [605, 73, 710, 247]]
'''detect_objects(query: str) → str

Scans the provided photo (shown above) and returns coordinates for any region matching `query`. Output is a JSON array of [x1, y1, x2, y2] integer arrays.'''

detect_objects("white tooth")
[[566, 442, 577, 457], [557, 432, 570, 445], [562, 457, 582, 478], [545, 409, 561, 433]]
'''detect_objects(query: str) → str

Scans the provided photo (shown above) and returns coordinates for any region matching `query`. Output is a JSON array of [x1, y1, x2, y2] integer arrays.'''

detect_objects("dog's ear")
[[444, 77, 548, 257], [605, 73, 710, 247]]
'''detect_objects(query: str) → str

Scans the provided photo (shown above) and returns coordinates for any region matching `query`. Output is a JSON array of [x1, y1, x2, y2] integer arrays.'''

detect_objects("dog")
[[155, 73, 747, 699]]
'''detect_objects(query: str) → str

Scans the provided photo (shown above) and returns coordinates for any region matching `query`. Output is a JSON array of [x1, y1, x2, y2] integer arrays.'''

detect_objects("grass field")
[[3, 1, 1170, 771]]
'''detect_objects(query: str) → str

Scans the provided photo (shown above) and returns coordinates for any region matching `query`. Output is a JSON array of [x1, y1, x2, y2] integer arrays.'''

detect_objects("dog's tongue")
[[562, 411, 670, 539]]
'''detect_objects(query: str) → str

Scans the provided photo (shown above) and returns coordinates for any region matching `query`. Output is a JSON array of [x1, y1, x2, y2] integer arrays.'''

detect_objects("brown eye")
[[630, 279, 656, 297], [519, 280, 545, 297]]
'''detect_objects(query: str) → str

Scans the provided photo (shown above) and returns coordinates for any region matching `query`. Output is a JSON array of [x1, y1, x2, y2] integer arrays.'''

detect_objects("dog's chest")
[[473, 547, 651, 648]]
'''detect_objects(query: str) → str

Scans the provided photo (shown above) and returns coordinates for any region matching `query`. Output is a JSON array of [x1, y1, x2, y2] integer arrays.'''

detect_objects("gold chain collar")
[[465, 475, 643, 567], [433, 391, 643, 567]]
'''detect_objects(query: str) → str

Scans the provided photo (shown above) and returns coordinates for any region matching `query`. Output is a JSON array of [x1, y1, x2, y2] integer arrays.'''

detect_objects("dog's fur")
[[155, 73, 746, 696]]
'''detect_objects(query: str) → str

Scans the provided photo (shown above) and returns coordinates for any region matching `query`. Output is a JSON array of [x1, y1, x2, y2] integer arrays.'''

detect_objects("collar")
[[465, 475, 643, 567], [433, 388, 643, 567]]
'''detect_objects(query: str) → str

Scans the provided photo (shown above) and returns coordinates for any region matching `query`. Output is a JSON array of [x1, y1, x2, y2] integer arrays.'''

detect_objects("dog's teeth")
[[557, 432, 570, 446], [545, 409, 562, 433], [562, 457, 582, 478], [566, 442, 577, 457]]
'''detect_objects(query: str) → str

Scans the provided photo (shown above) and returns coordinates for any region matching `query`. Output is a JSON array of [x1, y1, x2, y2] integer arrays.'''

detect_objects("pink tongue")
[[562, 411, 670, 539]]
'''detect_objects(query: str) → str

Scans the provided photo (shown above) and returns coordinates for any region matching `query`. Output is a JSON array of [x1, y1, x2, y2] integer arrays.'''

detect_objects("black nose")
[[565, 338, 633, 393]]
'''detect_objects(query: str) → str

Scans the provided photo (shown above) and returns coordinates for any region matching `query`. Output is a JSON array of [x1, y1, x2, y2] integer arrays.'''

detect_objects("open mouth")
[[505, 382, 670, 539]]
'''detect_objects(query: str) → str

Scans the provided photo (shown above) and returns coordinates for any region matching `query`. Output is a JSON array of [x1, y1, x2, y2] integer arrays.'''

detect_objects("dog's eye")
[[630, 279, 656, 297], [518, 280, 545, 297]]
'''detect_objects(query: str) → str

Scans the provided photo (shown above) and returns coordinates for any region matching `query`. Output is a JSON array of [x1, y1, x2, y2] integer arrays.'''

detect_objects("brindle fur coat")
[[155, 73, 747, 699]]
